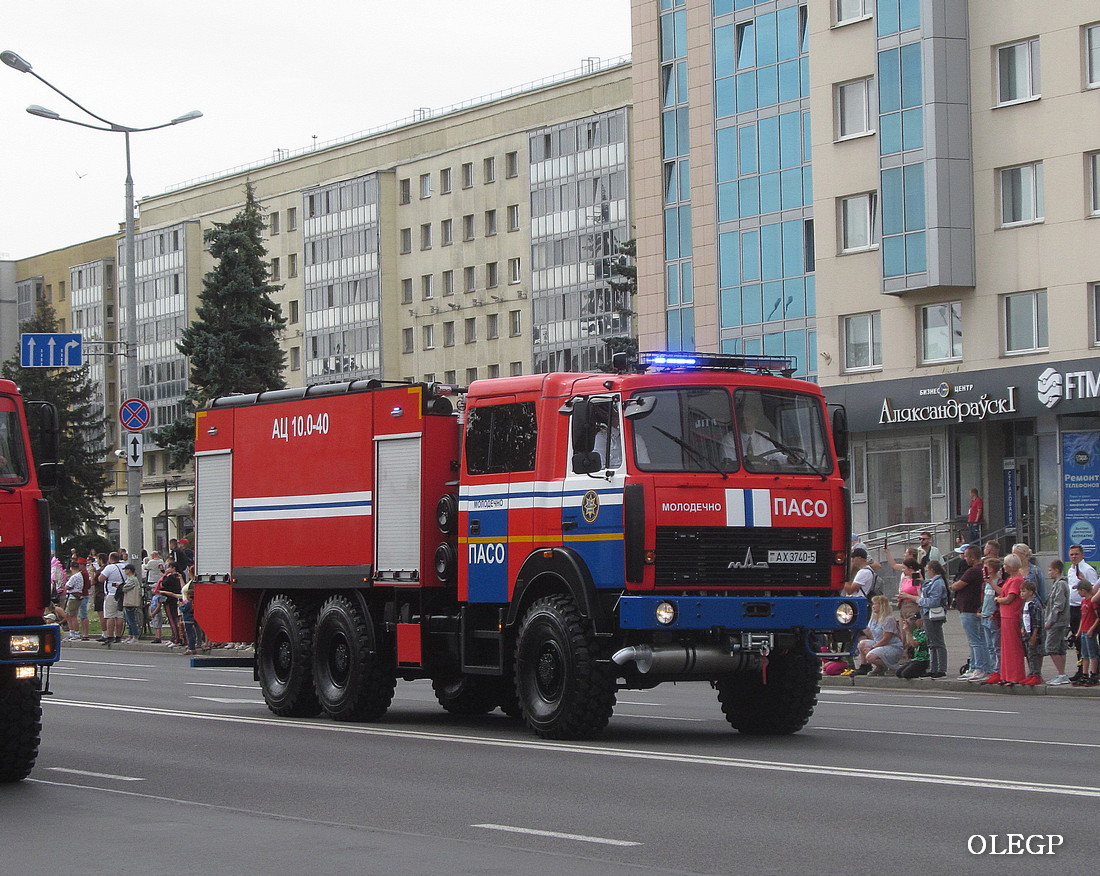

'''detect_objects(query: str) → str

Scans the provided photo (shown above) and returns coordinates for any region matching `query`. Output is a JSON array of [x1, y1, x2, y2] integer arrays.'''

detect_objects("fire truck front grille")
[[0, 547, 26, 613], [654, 526, 832, 589]]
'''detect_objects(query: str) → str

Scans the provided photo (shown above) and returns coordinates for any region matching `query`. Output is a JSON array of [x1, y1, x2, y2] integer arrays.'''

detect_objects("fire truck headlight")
[[655, 601, 677, 625], [9, 634, 41, 654], [835, 602, 856, 626]]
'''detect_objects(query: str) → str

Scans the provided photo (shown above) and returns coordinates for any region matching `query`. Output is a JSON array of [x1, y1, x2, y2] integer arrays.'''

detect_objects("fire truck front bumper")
[[618, 595, 867, 635]]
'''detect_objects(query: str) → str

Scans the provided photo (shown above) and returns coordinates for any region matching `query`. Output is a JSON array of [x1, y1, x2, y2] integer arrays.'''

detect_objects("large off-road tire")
[[313, 595, 395, 722], [715, 650, 820, 735], [514, 594, 616, 739], [257, 594, 322, 718], [0, 678, 42, 782], [432, 675, 499, 715]]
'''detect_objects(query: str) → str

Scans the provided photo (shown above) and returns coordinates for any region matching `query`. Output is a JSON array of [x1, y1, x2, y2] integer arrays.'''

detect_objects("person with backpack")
[[918, 559, 950, 678], [844, 548, 877, 598]]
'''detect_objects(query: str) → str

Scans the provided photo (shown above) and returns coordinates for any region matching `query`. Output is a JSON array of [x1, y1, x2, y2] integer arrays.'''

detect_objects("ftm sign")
[[20, 333, 83, 367]]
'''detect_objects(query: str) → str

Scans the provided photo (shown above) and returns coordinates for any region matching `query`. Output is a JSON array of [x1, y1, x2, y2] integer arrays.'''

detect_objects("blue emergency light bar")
[[639, 351, 797, 376]]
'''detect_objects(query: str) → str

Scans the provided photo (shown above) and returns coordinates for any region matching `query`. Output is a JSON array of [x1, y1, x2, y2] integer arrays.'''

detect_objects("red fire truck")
[[0, 378, 61, 782], [194, 352, 864, 738]]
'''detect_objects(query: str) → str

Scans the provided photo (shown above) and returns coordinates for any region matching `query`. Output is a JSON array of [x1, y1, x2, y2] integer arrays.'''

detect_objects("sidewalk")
[[58, 636, 253, 659], [821, 609, 1100, 697]]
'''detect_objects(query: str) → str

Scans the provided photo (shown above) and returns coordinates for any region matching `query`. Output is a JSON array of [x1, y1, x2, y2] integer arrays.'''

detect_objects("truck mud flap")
[[188, 656, 256, 669]]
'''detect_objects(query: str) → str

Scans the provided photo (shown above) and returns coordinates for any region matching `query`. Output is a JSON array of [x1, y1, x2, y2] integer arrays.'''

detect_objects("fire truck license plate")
[[767, 550, 816, 564]]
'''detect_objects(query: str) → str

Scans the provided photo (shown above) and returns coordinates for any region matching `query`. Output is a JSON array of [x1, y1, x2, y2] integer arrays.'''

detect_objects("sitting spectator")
[[854, 595, 905, 676], [896, 614, 930, 679]]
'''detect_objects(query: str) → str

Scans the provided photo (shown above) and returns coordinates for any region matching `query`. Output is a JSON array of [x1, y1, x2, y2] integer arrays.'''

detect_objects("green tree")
[[1, 301, 110, 539], [154, 182, 287, 467]]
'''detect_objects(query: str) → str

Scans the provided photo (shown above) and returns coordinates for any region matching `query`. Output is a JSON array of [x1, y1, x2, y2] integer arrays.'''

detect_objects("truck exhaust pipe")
[[612, 644, 762, 675]]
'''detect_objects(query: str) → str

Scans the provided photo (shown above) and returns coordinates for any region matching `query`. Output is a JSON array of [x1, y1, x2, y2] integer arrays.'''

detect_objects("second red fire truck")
[[193, 352, 864, 739]]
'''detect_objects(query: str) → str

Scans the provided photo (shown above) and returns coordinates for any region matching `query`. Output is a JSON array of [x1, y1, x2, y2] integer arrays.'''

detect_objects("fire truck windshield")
[[0, 401, 29, 484], [629, 387, 832, 476]]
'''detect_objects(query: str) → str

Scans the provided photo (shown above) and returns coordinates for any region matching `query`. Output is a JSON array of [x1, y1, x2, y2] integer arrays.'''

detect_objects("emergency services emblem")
[[581, 489, 600, 523]]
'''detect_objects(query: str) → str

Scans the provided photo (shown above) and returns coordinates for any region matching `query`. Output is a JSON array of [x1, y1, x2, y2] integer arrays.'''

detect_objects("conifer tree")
[[1, 301, 109, 538], [155, 182, 287, 467]]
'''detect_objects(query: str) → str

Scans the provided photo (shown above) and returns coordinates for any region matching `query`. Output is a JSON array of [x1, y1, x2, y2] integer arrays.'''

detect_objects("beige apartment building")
[[631, 0, 1100, 558], [1, 61, 633, 553]]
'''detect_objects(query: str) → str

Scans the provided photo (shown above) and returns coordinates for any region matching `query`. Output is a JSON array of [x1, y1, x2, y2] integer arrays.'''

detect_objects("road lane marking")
[[616, 714, 704, 722], [56, 660, 158, 668], [817, 699, 1016, 714], [46, 767, 144, 782], [185, 682, 261, 690], [51, 673, 149, 682], [46, 699, 1100, 799], [190, 697, 265, 704], [815, 725, 1100, 749], [474, 823, 640, 847]]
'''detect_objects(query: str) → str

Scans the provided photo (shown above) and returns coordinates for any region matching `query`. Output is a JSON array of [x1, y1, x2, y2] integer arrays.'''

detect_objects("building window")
[[465, 317, 477, 343], [509, 310, 522, 337], [1004, 289, 1048, 354], [464, 266, 477, 292], [421, 274, 434, 299], [445, 370, 456, 384], [401, 278, 413, 304], [419, 173, 431, 199], [921, 302, 963, 363], [288, 300, 299, 324], [443, 269, 455, 296], [505, 151, 519, 178], [486, 262, 499, 288], [421, 223, 432, 250], [1093, 283, 1100, 345], [271, 257, 281, 281], [843, 311, 882, 371], [487, 313, 499, 339], [484, 157, 496, 183], [400, 228, 412, 253], [441, 218, 453, 246], [443, 321, 455, 347], [996, 38, 1040, 105], [1000, 162, 1044, 226], [510, 361, 523, 377], [287, 207, 297, 231], [1088, 24, 1100, 88], [462, 162, 473, 189], [834, 0, 870, 25], [402, 328, 414, 354], [290, 346, 301, 370], [466, 367, 478, 384], [399, 178, 411, 205], [1089, 151, 1100, 216], [422, 324, 435, 350], [507, 204, 520, 231], [508, 257, 521, 284], [440, 167, 452, 194], [288, 253, 298, 278], [270, 211, 280, 235], [485, 209, 497, 236], [837, 78, 873, 139], [463, 214, 475, 241], [488, 364, 500, 378], [839, 192, 877, 252]]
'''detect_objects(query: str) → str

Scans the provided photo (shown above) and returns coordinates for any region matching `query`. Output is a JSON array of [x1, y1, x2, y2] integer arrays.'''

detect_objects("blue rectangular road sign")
[[20, 333, 83, 368]]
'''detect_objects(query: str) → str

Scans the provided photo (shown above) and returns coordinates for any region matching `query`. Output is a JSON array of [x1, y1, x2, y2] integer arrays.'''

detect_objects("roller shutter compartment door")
[[375, 437, 421, 575], [195, 450, 232, 577]]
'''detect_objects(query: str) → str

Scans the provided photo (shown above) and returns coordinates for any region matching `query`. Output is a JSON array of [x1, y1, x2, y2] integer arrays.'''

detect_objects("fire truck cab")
[[195, 353, 864, 739]]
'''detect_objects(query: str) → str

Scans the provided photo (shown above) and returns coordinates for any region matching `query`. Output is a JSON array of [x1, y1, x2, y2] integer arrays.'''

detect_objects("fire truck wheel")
[[313, 595, 395, 722], [0, 679, 42, 783], [514, 594, 616, 740], [431, 675, 498, 715], [714, 650, 820, 735], [257, 595, 322, 718]]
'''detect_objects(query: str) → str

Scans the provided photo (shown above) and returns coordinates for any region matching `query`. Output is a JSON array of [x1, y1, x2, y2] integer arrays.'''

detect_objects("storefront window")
[[866, 436, 932, 529]]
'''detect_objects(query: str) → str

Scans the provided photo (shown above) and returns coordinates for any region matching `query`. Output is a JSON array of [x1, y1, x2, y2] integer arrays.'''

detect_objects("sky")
[[1, 0, 632, 260]]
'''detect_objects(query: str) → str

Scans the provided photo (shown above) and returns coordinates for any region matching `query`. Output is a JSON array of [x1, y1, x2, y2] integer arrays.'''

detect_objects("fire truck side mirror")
[[568, 397, 603, 475], [27, 401, 61, 464], [37, 461, 64, 491], [830, 405, 849, 463]]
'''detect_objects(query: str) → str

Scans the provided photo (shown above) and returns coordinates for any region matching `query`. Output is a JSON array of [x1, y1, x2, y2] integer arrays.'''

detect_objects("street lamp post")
[[2, 49, 201, 561]]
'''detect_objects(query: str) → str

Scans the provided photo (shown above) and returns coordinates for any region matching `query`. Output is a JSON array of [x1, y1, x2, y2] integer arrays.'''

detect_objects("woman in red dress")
[[995, 554, 1026, 685]]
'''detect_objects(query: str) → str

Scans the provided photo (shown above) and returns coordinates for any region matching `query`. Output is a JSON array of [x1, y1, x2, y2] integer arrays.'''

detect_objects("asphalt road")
[[2, 647, 1093, 875]]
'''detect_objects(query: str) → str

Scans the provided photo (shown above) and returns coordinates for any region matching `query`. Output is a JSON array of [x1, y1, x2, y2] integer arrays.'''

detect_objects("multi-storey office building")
[[3, 61, 632, 553], [630, 0, 1100, 558]]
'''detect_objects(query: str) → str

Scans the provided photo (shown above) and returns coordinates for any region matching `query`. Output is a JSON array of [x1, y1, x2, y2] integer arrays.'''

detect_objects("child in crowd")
[[1020, 580, 1044, 685], [147, 590, 164, 644], [1073, 581, 1098, 686]]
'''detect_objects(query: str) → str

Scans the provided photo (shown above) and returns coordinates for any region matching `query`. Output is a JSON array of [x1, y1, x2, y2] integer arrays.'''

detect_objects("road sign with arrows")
[[126, 431, 143, 468], [20, 332, 83, 367]]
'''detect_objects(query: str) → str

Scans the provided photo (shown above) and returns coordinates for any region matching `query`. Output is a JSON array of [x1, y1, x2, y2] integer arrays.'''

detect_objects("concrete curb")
[[821, 674, 1099, 697], [58, 637, 253, 658]]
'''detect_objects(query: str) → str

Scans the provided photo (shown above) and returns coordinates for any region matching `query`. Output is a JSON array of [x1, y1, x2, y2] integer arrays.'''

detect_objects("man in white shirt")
[[843, 548, 875, 598], [97, 552, 126, 644], [1067, 544, 1099, 647]]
